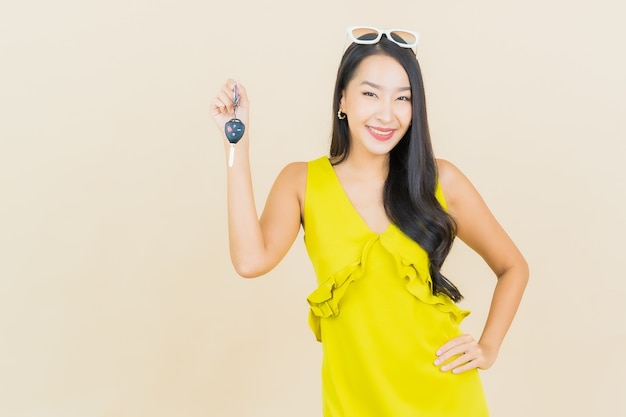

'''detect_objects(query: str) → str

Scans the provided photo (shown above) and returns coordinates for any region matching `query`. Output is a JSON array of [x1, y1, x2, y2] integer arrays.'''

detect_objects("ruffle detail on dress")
[[377, 228, 470, 324], [397, 254, 470, 325], [306, 239, 376, 342], [306, 230, 469, 342]]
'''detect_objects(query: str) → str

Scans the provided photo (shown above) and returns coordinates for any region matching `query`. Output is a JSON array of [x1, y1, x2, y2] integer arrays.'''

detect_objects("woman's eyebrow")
[[360, 81, 411, 92]]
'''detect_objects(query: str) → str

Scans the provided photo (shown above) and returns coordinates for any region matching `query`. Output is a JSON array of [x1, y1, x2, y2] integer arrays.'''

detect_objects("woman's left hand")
[[434, 334, 498, 374]]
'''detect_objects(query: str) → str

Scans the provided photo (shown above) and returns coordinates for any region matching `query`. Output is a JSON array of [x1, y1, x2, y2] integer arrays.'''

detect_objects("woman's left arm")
[[433, 159, 529, 374]]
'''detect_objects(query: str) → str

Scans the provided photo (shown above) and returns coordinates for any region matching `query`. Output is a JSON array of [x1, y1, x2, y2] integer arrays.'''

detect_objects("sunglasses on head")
[[346, 26, 420, 54]]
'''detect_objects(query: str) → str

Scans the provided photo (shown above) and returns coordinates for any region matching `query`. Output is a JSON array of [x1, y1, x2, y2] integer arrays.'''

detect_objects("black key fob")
[[225, 118, 245, 143]]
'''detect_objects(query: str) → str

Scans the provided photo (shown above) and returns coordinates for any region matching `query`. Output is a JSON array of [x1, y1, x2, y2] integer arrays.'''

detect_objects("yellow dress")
[[304, 157, 489, 417]]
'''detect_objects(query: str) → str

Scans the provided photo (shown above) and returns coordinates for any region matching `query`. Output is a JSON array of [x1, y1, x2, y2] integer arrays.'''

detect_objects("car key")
[[224, 82, 245, 167]]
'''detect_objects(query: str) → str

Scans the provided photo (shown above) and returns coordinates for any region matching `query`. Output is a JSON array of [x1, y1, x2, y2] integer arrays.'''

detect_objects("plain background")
[[1, 0, 625, 416]]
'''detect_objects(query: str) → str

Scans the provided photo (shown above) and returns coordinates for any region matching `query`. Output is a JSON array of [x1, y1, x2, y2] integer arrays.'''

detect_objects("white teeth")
[[369, 127, 393, 136]]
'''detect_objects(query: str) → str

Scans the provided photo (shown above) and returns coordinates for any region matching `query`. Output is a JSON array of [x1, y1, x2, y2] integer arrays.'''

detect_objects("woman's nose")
[[376, 100, 394, 123]]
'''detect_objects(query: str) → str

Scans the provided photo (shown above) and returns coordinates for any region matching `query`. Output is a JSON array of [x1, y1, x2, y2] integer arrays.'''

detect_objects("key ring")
[[225, 81, 246, 167]]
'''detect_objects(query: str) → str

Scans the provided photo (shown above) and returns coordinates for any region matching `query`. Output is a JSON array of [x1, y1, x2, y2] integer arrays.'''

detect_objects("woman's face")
[[340, 54, 412, 158]]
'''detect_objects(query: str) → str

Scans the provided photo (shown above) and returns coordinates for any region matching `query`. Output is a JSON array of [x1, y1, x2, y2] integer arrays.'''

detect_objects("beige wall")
[[1, 1, 625, 416]]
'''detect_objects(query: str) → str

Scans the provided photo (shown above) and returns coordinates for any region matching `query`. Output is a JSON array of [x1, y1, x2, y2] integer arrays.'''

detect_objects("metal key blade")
[[233, 81, 239, 118], [228, 143, 235, 167]]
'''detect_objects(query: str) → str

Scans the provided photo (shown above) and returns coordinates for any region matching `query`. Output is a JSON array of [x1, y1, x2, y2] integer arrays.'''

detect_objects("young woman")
[[211, 27, 528, 417]]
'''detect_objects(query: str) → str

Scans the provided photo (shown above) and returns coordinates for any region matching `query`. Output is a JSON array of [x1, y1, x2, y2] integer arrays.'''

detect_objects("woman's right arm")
[[211, 80, 305, 278]]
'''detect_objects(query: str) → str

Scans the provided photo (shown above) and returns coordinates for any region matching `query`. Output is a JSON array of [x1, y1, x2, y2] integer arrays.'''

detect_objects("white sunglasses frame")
[[345, 26, 420, 53]]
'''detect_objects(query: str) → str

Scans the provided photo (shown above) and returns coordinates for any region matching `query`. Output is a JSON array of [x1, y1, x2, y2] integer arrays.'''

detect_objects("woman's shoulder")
[[276, 161, 307, 185], [276, 155, 332, 200], [435, 158, 477, 210], [281, 160, 308, 173], [436, 158, 463, 189], [272, 161, 308, 204], [278, 155, 329, 182]]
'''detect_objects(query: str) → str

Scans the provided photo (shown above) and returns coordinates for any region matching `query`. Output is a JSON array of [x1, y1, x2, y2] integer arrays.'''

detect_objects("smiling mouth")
[[367, 126, 396, 141]]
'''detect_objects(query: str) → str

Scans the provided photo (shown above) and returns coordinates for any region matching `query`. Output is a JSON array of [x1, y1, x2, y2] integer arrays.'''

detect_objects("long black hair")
[[330, 36, 462, 302]]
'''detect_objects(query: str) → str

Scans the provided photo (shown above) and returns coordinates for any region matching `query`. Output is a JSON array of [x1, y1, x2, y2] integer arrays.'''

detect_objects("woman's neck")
[[337, 149, 389, 181]]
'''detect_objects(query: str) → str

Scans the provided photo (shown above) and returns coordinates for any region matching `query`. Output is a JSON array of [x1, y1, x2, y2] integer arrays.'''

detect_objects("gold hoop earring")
[[337, 110, 346, 120]]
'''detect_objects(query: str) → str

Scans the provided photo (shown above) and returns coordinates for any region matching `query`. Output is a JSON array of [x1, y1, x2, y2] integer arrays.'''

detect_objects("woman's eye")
[[398, 96, 411, 101], [363, 91, 376, 97]]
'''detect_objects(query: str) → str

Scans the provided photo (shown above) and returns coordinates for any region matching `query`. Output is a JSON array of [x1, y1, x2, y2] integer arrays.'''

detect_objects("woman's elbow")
[[231, 259, 269, 279]]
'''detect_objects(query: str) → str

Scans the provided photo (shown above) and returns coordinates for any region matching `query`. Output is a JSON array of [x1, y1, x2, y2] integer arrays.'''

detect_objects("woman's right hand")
[[210, 79, 250, 141]]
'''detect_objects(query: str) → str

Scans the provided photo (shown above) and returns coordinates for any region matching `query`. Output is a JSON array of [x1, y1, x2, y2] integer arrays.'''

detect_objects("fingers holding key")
[[211, 79, 249, 127], [211, 80, 235, 121]]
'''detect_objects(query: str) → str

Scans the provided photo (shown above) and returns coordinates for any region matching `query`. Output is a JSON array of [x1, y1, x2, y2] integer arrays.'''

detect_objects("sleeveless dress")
[[303, 156, 489, 417]]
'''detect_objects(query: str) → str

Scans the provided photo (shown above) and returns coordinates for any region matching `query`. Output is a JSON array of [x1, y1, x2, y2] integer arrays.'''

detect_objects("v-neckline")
[[324, 157, 393, 236]]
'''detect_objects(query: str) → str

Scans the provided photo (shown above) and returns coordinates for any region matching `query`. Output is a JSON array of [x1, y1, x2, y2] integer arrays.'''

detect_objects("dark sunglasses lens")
[[390, 31, 416, 45], [351, 28, 379, 42]]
